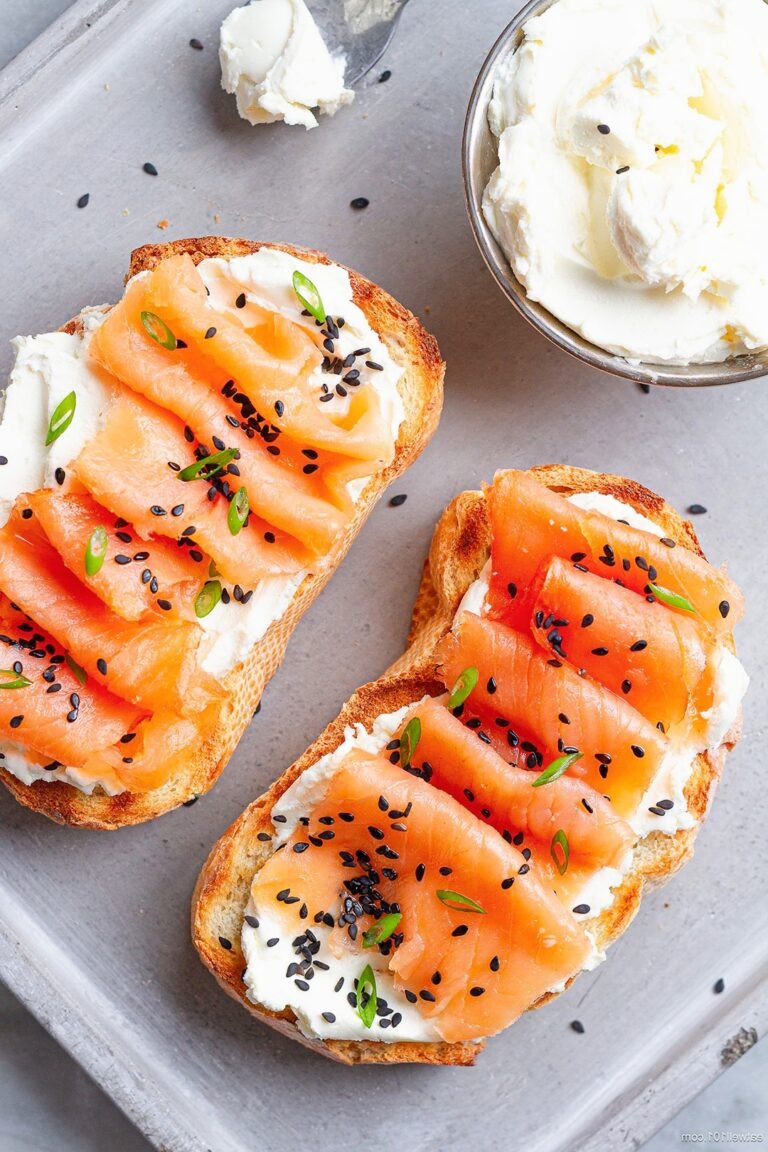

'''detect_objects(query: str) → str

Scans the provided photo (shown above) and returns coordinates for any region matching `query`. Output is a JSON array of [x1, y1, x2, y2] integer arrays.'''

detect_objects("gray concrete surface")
[[0, 3, 765, 1151]]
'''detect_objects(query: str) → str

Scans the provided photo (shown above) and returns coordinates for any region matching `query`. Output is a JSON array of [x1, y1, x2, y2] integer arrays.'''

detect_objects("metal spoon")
[[310, 0, 411, 85]]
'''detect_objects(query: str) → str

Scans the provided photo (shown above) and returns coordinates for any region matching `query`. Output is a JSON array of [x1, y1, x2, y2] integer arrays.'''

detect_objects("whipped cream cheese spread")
[[483, 0, 768, 364], [0, 249, 404, 794], [220, 0, 354, 129]]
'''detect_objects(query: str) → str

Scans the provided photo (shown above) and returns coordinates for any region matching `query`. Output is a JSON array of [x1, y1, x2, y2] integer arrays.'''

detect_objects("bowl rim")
[[461, 0, 768, 388]]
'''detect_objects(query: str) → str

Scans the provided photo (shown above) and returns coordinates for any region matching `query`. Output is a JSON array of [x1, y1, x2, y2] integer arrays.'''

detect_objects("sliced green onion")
[[355, 963, 377, 1029], [647, 582, 696, 614], [292, 269, 326, 324], [45, 391, 77, 446], [85, 525, 108, 577], [531, 750, 582, 788], [0, 669, 31, 689], [400, 716, 421, 769], [195, 580, 222, 619], [208, 559, 220, 579], [228, 486, 249, 536], [550, 829, 570, 876], [362, 912, 402, 949], [140, 310, 177, 350], [65, 653, 88, 686], [178, 447, 239, 483], [436, 889, 485, 914], [447, 666, 479, 711]]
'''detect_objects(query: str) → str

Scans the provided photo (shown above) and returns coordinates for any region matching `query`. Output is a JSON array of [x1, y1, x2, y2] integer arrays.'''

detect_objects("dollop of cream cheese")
[[483, 0, 768, 364], [0, 248, 404, 793], [220, 0, 354, 130]]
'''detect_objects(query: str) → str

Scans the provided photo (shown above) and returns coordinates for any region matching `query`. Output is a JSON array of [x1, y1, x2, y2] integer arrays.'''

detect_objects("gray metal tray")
[[0, 2, 765, 1150]]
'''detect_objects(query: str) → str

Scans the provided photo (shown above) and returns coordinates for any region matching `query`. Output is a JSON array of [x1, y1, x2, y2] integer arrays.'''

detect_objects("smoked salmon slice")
[[89, 271, 349, 554], [436, 612, 669, 818], [140, 254, 394, 463], [0, 505, 223, 717], [73, 391, 312, 587], [487, 471, 743, 636], [0, 595, 142, 767], [28, 490, 204, 623], [404, 697, 634, 869], [83, 703, 221, 793], [251, 750, 593, 1043], [528, 556, 714, 734]]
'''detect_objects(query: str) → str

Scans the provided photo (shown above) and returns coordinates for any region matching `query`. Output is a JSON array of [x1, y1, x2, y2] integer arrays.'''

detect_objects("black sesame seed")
[[77, 193, 90, 208], [157, 599, 172, 612], [630, 640, 648, 652], [581, 614, 594, 628], [389, 493, 408, 508], [150, 505, 166, 517], [21, 509, 33, 520], [572, 904, 591, 915], [597, 123, 611, 134], [266, 938, 279, 948], [293, 842, 309, 853], [571, 1020, 586, 1034], [631, 745, 645, 758], [452, 924, 469, 937], [660, 537, 676, 549], [501, 877, 514, 890], [204, 326, 217, 340], [114, 555, 131, 566], [96, 658, 108, 675], [687, 504, 707, 515], [469, 987, 485, 997], [143, 162, 158, 176], [189, 37, 204, 49], [592, 647, 609, 657], [379, 69, 391, 82], [419, 989, 436, 1002], [616, 165, 630, 175], [621, 679, 632, 694], [9, 715, 23, 729], [719, 600, 730, 619], [713, 978, 725, 994], [350, 197, 369, 210], [648, 805, 667, 816], [415, 863, 425, 882], [218, 936, 232, 950]]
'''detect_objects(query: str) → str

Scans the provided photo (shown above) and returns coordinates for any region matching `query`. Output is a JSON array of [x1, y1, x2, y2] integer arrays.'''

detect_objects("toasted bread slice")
[[0, 238, 444, 829], [192, 464, 740, 1065]]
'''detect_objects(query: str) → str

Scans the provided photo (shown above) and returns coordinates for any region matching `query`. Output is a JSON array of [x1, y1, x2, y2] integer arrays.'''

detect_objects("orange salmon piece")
[[73, 390, 312, 586], [528, 556, 714, 734], [487, 471, 744, 636], [0, 506, 223, 717], [28, 490, 204, 623], [89, 270, 348, 554], [0, 595, 141, 767], [142, 253, 394, 462], [405, 697, 634, 869], [251, 751, 593, 1043], [437, 612, 669, 819]]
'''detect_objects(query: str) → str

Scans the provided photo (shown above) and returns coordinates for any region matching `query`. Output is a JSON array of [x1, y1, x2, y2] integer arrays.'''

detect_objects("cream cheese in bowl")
[[478, 0, 768, 372]]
